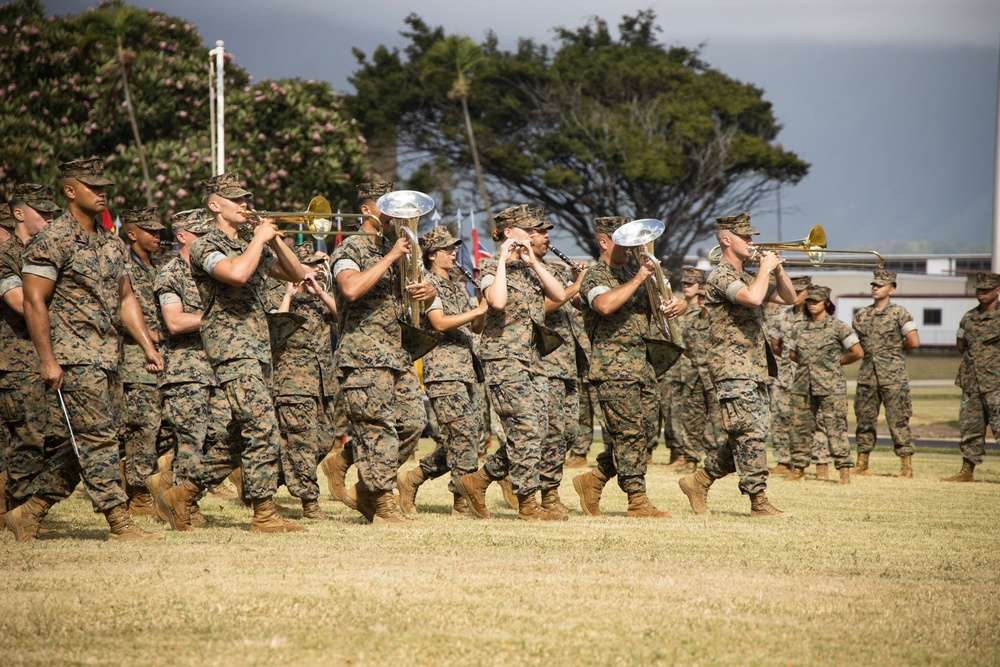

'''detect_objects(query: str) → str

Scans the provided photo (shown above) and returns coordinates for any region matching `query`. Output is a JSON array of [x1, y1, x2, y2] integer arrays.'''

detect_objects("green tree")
[[349, 11, 810, 266]]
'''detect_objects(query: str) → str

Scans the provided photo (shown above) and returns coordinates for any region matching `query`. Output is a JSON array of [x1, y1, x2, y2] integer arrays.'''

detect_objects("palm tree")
[[80, 1, 154, 207], [421, 36, 495, 243]]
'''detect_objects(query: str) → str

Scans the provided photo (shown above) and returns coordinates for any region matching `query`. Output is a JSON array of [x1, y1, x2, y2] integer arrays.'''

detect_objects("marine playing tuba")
[[375, 190, 436, 328]]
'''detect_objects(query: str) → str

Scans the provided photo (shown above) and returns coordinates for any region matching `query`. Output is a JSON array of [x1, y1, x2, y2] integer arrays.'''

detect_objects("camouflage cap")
[[975, 271, 1000, 290], [10, 183, 62, 213], [528, 206, 554, 231], [681, 267, 706, 285], [294, 241, 327, 265], [170, 208, 213, 234], [715, 211, 759, 236], [871, 269, 897, 286], [594, 216, 631, 236], [59, 157, 114, 187], [806, 284, 831, 301], [120, 207, 165, 232], [419, 225, 462, 253], [492, 204, 549, 240], [790, 275, 812, 291], [357, 181, 395, 202], [0, 203, 14, 230], [201, 171, 252, 200]]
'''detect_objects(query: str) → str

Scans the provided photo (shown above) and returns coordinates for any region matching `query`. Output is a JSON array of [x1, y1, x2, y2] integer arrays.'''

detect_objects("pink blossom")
[[176, 188, 188, 198], [311, 146, 322, 154], [343, 173, 351, 181], [156, 174, 167, 184], [179, 111, 188, 118]]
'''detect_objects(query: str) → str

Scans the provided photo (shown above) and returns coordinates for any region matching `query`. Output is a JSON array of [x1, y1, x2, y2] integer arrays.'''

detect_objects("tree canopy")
[[0, 0, 371, 224], [348, 11, 809, 265]]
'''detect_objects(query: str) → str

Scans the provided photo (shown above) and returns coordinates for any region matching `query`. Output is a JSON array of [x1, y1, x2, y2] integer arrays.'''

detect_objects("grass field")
[[2, 445, 997, 667]]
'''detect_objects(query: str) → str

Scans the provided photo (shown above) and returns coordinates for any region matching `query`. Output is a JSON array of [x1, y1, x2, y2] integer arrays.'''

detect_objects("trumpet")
[[376, 190, 436, 327], [241, 195, 381, 240], [708, 224, 884, 268]]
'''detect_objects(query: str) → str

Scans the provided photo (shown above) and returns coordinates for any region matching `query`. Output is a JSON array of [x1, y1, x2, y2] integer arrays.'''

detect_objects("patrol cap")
[[491, 204, 549, 241], [594, 216, 631, 237], [294, 240, 328, 264], [0, 203, 14, 230], [871, 269, 897, 287], [59, 157, 114, 187], [528, 206, 554, 231], [357, 181, 395, 202], [805, 284, 831, 301], [715, 211, 758, 236], [10, 183, 62, 213], [201, 171, 252, 200], [975, 271, 1000, 290], [170, 208, 213, 234], [790, 275, 812, 291], [120, 207, 165, 232], [419, 225, 462, 253], [681, 267, 705, 285]]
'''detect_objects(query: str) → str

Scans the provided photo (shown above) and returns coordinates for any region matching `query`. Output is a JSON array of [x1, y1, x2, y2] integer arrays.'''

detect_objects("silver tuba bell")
[[375, 190, 435, 328]]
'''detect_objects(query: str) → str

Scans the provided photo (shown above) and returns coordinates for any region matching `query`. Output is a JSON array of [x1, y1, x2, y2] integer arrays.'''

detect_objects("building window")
[[884, 260, 927, 274], [923, 309, 942, 326], [955, 259, 991, 275]]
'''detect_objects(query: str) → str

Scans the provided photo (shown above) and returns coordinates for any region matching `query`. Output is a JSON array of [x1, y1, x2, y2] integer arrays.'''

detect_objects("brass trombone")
[[242, 195, 379, 239], [708, 224, 884, 268]]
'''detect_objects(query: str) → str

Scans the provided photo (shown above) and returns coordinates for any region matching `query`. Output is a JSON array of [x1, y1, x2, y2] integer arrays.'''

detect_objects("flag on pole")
[[101, 209, 114, 231]]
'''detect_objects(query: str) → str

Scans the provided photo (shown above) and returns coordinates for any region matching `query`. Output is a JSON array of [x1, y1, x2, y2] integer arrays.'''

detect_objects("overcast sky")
[[47, 1, 1000, 254]]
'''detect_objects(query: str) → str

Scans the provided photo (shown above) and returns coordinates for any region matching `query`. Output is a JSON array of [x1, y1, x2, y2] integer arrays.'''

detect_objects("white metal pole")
[[209, 40, 226, 176], [992, 38, 1000, 273]]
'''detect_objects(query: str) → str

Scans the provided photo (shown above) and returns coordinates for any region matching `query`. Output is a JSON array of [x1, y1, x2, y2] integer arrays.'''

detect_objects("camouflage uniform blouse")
[[272, 292, 337, 398], [189, 228, 276, 379], [22, 212, 125, 372], [767, 304, 794, 388], [422, 271, 479, 384], [330, 235, 410, 372], [955, 305, 1000, 394], [679, 309, 709, 386], [852, 302, 916, 386], [478, 257, 546, 365], [537, 262, 580, 381], [704, 258, 774, 386], [0, 235, 35, 374], [581, 260, 655, 383], [788, 317, 859, 396], [153, 256, 215, 387], [121, 251, 159, 384]]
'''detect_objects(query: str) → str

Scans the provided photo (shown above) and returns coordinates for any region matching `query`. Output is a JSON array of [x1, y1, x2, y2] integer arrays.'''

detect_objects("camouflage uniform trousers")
[[703, 380, 770, 496], [648, 375, 680, 454], [592, 379, 657, 494], [36, 365, 126, 512], [958, 388, 1000, 465], [482, 368, 549, 496], [332, 385, 350, 443], [569, 378, 601, 458], [788, 392, 853, 470], [121, 382, 161, 490], [191, 360, 279, 499], [341, 366, 425, 493], [418, 381, 481, 494], [539, 377, 579, 491], [854, 381, 915, 457], [769, 385, 793, 465], [680, 377, 723, 463], [275, 393, 336, 501], [161, 381, 232, 485], [475, 381, 490, 457]]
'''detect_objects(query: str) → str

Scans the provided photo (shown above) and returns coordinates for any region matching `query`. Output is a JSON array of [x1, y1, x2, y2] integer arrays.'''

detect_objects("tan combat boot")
[[189, 500, 209, 527], [249, 498, 308, 533], [498, 477, 518, 510], [665, 448, 684, 468], [4, 496, 53, 543], [343, 481, 377, 522], [815, 463, 829, 480], [540, 488, 571, 515], [373, 490, 422, 526], [127, 491, 158, 518], [320, 447, 351, 503], [565, 454, 588, 468], [769, 462, 792, 476], [0, 470, 9, 527], [455, 468, 494, 519], [853, 452, 870, 476], [156, 480, 201, 532], [397, 466, 427, 516], [940, 460, 975, 483], [105, 505, 164, 541], [626, 491, 671, 519], [572, 468, 609, 516], [452, 493, 474, 517], [838, 467, 851, 485], [680, 460, 697, 475], [785, 467, 806, 482], [899, 455, 913, 479], [749, 492, 788, 519], [207, 481, 238, 499], [226, 467, 250, 506], [678, 469, 714, 515], [517, 494, 567, 521], [301, 498, 327, 520]]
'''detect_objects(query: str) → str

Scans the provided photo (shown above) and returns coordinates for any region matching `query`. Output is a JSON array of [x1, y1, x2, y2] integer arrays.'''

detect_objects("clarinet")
[[456, 262, 482, 290]]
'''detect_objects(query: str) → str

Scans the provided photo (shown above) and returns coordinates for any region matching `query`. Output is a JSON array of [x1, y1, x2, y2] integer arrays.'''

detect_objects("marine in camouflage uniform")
[[157, 171, 307, 534], [118, 207, 166, 516], [942, 272, 1000, 482], [678, 212, 796, 518], [678, 271, 723, 469], [272, 245, 339, 519], [331, 181, 435, 526], [397, 226, 487, 517], [0, 186, 65, 519], [787, 285, 861, 483], [0, 203, 13, 511], [571, 216, 683, 519], [565, 304, 599, 468], [852, 269, 919, 477], [12, 158, 164, 542], [454, 205, 569, 521], [151, 210, 231, 500]]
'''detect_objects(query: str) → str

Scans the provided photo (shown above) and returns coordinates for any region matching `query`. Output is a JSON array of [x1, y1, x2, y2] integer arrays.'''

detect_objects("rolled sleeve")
[[479, 274, 495, 291], [202, 251, 229, 276], [21, 263, 58, 281], [725, 280, 748, 303], [900, 321, 917, 336], [586, 285, 610, 306], [158, 292, 182, 307], [0, 274, 22, 296], [332, 258, 361, 277], [841, 332, 860, 352], [426, 295, 443, 313]]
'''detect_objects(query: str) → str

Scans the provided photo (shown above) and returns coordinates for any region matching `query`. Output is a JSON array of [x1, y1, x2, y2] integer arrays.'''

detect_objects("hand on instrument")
[[757, 249, 784, 274], [253, 216, 280, 244], [406, 277, 436, 303], [303, 275, 324, 294], [660, 296, 687, 319], [570, 260, 588, 278], [637, 257, 657, 282], [144, 348, 165, 374], [390, 234, 413, 261], [41, 360, 64, 391]]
